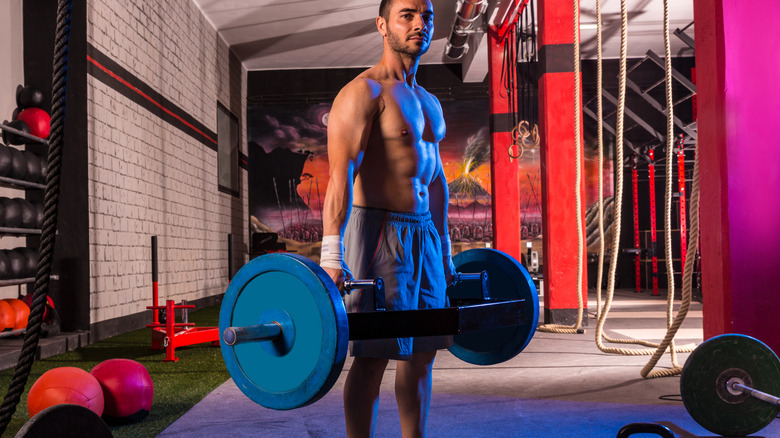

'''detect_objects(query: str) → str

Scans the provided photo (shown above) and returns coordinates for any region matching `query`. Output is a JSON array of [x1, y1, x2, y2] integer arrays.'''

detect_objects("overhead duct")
[[444, 0, 488, 59]]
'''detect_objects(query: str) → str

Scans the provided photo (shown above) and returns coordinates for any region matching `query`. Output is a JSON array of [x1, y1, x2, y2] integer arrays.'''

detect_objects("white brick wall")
[[87, 0, 247, 323]]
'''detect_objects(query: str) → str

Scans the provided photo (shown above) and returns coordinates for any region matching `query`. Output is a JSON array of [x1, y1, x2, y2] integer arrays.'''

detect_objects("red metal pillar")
[[648, 149, 659, 296], [631, 157, 641, 292], [488, 25, 522, 260], [537, 0, 587, 324], [676, 136, 687, 277]]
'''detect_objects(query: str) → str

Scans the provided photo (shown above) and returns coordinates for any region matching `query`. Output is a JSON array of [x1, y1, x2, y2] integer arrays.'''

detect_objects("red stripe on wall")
[[86, 54, 217, 145]]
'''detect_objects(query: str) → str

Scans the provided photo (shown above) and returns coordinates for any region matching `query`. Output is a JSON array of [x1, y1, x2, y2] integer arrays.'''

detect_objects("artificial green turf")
[[0, 305, 230, 438]]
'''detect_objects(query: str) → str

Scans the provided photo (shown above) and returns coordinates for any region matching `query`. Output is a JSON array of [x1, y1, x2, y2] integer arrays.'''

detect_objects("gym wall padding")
[[23, 0, 249, 338]]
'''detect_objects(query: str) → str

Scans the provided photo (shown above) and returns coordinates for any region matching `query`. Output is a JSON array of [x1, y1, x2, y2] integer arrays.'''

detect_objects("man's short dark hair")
[[379, 0, 392, 21]]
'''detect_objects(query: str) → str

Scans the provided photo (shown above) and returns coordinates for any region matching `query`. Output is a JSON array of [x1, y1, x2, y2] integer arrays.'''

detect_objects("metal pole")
[[228, 234, 234, 280], [152, 235, 159, 324]]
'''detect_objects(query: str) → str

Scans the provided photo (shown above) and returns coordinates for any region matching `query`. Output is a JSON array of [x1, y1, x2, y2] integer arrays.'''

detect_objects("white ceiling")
[[193, 0, 694, 77]]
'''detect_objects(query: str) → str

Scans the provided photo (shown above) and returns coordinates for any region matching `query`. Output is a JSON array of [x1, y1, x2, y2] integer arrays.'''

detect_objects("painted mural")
[[247, 99, 614, 258]]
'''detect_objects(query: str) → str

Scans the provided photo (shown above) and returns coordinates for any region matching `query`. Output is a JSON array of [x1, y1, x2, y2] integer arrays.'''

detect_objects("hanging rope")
[[0, 0, 71, 433], [593, 0, 698, 370], [593, 0, 636, 353], [504, 27, 524, 160], [537, 0, 585, 335], [639, 0, 698, 378], [594, 0, 605, 322], [515, 5, 539, 151]]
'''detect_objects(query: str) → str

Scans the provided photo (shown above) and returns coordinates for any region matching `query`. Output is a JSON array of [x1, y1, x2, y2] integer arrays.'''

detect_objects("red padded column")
[[487, 26, 522, 260], [537, 0, 587, 324], [694, 0, 780, 352]]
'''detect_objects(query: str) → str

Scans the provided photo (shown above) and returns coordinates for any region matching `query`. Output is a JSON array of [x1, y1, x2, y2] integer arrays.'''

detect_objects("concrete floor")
[[158, 289, 780, 437]]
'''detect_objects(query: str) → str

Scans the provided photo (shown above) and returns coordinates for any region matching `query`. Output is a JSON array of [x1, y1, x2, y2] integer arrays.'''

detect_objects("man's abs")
[[353, 85, 444, 213]]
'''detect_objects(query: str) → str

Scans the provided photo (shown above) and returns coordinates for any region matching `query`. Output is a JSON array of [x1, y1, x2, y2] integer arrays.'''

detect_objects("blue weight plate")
[[447, 248, 539, 365], [220, 253, 349, 410]]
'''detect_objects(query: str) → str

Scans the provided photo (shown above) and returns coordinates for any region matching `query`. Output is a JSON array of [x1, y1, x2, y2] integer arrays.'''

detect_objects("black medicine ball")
[[16, 85, 46, 109]]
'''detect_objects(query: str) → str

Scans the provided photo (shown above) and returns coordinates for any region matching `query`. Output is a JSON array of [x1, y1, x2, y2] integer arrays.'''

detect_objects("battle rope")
[[537, 0, 585, 334], [0, 0, 71, 432], [592, 0, 698, 372]]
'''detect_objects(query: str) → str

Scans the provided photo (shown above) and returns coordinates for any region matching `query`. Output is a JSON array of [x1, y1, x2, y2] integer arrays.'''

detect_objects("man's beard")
[[386, 28, 430, 58]]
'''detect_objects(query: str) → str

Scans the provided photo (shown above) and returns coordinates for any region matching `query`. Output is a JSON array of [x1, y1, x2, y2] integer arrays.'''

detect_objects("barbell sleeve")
[[223, 322, 283, 346], [454, 272, 482, 282], [730, 382, 780, 407], [344, 278, 383, 292], [454, 270, 490, 300], [344, 278, 386, 311]]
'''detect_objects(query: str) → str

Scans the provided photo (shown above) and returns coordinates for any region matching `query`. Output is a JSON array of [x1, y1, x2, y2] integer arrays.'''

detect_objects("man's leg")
[[344, 356, 389, 438], [395, 350, 437, 438]]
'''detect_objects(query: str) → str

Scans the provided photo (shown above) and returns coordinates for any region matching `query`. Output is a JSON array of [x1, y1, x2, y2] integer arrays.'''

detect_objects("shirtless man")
[[319, 0, 455, 436]]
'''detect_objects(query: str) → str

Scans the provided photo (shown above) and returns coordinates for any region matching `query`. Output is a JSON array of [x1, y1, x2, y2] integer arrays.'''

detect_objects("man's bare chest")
[[379, 87, 445, 144]]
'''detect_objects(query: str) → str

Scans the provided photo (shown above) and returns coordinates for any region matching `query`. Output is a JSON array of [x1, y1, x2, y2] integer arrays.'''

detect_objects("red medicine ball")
[[15, 107, 51, 139], [21, 294, 55, 323], [27, 367, 104, 418], [90, 359, 154, 424]]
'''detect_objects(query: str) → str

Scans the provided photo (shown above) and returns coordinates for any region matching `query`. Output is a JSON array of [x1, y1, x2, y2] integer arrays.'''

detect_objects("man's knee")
[[351, 356, 390, 378], [412, 350, 437, 365], [400, 350, 437, 374]]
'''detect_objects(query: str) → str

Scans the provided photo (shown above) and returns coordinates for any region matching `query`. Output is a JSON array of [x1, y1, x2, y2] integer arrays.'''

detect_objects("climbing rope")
[[594, 0, 605, 321], [639, 0, 698, 378], [537, 0, 585, 335], [0, 0, 71, 432], [592, 0, 699, 373]]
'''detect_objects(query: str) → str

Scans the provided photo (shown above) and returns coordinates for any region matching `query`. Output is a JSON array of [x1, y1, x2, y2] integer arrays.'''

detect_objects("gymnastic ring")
[[508, 141, 524, 159], [520, 123, 540, 149]]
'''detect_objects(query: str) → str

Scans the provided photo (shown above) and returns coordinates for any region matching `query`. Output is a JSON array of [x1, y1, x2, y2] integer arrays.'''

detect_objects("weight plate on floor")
[[15, 404, 113, 438], [680, 333, 780, 436], [219, 252, 348, 410], [447, 248, 539, 365]]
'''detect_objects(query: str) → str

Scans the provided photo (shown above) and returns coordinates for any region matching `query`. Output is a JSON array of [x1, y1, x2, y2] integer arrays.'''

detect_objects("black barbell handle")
[[224, 271, 490, 346]]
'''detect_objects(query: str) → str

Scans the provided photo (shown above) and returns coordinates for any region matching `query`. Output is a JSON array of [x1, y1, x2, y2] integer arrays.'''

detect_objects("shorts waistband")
[[351, 205, 431, 225]]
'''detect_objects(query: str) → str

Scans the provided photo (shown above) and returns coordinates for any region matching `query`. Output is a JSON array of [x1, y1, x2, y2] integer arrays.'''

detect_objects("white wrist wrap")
[[441, 234, 452, 258], [320, 235, 345, 270]]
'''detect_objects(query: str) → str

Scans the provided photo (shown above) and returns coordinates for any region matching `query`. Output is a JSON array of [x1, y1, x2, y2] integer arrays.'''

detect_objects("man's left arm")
[[430, 154, 457, 285]]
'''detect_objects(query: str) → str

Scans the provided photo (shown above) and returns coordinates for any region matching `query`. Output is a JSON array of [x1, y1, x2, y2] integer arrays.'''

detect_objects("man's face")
[[382, 0, 434, 58]]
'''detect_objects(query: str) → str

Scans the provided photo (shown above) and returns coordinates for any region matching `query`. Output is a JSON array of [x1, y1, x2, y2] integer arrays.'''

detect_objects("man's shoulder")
[[331, 72, 385, 117], [413, 83, 443, 109], [337, 74, 383, 103]]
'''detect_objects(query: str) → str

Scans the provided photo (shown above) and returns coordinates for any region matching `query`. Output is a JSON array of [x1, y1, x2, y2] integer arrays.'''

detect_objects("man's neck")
[[379, 49, 420, 87]]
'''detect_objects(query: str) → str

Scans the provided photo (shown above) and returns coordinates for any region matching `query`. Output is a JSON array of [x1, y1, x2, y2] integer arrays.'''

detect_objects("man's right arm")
[[321, 78, 381, 286]]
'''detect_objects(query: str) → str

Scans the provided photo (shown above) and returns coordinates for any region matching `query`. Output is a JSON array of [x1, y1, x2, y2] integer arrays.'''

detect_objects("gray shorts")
[[344, 206, 453, 360]]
